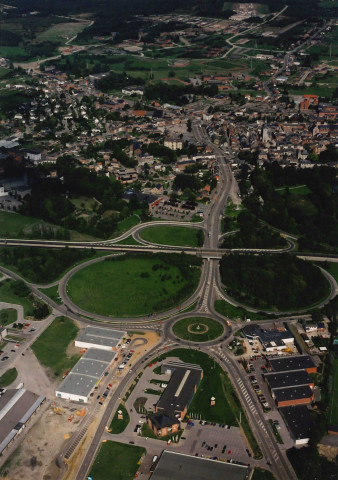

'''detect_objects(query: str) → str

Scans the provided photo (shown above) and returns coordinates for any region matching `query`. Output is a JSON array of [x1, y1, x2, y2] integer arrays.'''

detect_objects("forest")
[[221, 211, 286, 249], [219, 254, 329, 311], [0, 247, 96, 283], [239, 163, 338, 252]]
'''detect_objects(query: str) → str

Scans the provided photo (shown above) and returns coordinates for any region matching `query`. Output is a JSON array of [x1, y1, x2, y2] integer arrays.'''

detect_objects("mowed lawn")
[[89, 441, 145, 480], [31, 316, 80, 377], [139, 226, 203, 247], [0, 211, 40, 237], [172, 317, 224, 342], [328, 358, 338, 427], [0, 279, 35, 317], [67, 257, 199, 316]]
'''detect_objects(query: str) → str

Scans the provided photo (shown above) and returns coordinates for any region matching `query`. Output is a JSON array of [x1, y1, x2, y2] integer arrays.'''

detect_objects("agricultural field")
[[37, 21, 88, 43], [89, 441, 145, 480], [67, 254, 201, 317], [139, 225, 203, 247], [31, 316, 80, 377]]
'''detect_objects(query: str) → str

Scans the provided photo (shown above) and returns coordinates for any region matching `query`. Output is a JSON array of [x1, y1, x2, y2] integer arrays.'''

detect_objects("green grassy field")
[[0, 279, 35, 317], [328, 358, 338, 427], [139, 225, 203, 247], [31, 316, 80, 377], [37, 21, 87, 43], [172, 317, 224, 342], [288, 85, 336, 98], [252, 469, 276, 480], [0, 368, 18, 388], [112, 214, 140, 238], [38, 285, 63, 305], [67, 255, 200, 317], [89, 441, 145, 480], [319, 262, 338, 283], [0, 211, 45, 237], [276, 185, 311, 195], [109, 403, 130, 433], [0, 308, 18, 326]]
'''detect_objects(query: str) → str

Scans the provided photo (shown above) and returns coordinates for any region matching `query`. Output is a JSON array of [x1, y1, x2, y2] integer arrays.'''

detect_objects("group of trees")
[[239, 163, 338, 251], [0, 247, 96, 283], [221, 211, 286, 249], [220, 254, 328, 311], [19, 156, 148, 239], [143, 83, 218, 104], [6, 280, 49, 319]]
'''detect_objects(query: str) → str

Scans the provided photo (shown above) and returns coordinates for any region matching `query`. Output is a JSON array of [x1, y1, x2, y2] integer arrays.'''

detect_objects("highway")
[[2, 124, 337, 480]]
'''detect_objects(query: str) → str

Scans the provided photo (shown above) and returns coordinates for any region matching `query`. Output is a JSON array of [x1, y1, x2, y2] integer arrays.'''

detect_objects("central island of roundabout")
[[172, 317, 224, 342], [66, 253, 202, 317]]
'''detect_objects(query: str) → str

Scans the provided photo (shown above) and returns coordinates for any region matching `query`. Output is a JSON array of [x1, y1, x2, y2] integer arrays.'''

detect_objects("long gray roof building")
[[56, 348, 116, 402]]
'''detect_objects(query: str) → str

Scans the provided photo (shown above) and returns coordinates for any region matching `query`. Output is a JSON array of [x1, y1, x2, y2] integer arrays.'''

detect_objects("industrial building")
[[55, 348, 116, 402], [149, 451, 250, 480], [154, 361, 203, 420], [0, 389, 45, 455], [75, 326, 125, 351], [272, 385, 314, 407], [280, 406, 313, 445], [267, 355, 317, 374], [242, 324, 294, 351], [264, 370, 314, 392]]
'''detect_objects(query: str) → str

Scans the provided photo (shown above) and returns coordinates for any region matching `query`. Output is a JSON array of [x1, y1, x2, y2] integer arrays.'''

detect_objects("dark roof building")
[[149, 451, 250, 480], [272, 385, 314, 407], [280, 406, 313, 445], [264, 370, 314, 391], [242, 324, 294, 351], [156, 362, 203, 419], [268, 355, 317, 374]]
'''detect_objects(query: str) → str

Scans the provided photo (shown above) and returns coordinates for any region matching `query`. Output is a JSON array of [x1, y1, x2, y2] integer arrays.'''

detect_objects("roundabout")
[[172, 317, 224, 342]]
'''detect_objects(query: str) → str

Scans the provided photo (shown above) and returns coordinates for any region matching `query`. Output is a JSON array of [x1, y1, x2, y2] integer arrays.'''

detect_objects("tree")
[[187, 119, 192, 132]]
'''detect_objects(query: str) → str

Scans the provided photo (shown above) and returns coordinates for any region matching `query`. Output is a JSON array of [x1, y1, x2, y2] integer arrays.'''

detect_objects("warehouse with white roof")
[[56, 348, 116, 402], [75, 326, 125, 351]]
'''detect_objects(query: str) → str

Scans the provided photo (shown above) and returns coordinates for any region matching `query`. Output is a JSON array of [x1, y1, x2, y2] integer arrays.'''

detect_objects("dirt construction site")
[[0, 330, 159, 480]]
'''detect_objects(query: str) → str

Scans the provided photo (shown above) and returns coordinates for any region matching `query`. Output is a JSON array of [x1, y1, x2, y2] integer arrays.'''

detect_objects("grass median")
[[139, 225, 204, 247]]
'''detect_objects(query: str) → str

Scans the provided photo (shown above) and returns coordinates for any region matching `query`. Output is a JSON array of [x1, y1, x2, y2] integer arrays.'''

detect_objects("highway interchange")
[[1, 124, 337, 480]]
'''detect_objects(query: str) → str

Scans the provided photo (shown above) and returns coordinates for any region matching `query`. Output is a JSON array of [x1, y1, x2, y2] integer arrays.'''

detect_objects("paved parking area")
[[180, 423, 251, 464]]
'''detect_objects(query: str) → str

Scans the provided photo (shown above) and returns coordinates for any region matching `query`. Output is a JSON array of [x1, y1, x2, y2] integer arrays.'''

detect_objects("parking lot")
[[180, 422, 251, 464]]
